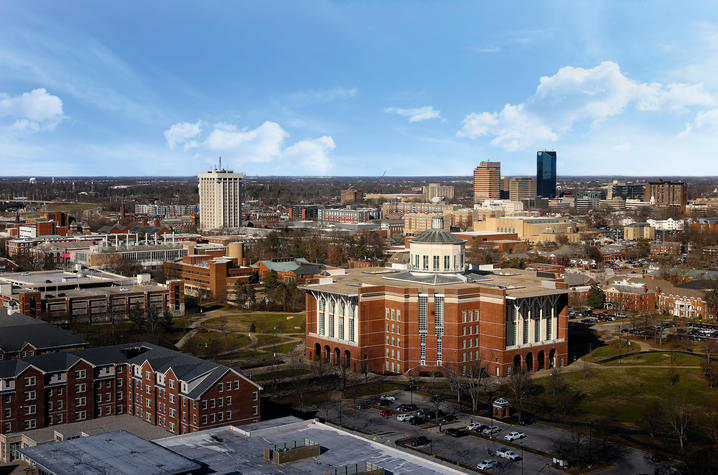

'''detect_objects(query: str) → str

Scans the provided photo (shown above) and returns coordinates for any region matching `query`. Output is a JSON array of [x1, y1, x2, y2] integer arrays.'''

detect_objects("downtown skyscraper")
[[536, 151, 557, 198]]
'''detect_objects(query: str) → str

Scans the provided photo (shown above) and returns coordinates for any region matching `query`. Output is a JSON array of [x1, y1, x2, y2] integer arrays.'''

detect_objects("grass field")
[[184, 332, 250, 357], [204, 312, 305, 333], [45, 202, 101, 212], [581, 339, 637, 362], [531, 367, 717, 429], [603, 352, 705, 366]]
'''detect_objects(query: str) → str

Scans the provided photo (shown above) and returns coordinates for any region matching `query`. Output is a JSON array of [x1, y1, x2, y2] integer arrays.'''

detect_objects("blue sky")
[[2, 1, 718, 176]]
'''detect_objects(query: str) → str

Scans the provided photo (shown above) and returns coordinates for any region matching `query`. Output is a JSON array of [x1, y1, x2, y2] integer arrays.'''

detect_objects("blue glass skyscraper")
[[536, 151, 557, 198]]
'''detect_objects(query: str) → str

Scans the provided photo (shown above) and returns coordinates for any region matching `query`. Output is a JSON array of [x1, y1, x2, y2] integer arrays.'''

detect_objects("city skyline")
[[3, 2, 718, 177]]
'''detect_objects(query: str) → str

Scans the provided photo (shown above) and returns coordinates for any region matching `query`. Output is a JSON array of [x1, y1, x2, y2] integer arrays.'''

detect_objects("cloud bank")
[[0, 88, 64, 131], [385, 106, 441, 122]]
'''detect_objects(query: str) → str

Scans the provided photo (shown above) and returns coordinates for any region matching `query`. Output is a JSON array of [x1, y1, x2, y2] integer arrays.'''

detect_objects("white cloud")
[[679, 108, 718, 136], [0, 88, 64, 131], [163, 120, 334, 173], [283, 136, 335, 174], [287, 87, 358, 105], [385, 106, 441, 122], [163, 121, 201, 150], [458, 61, 718, 150]]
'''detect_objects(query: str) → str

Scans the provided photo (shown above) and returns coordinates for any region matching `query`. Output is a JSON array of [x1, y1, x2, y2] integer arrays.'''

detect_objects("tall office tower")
[[509, 177, 537, 202], [198, 158, 244, 230], [644, 179, 687, 208], [536, 151, 557, 198], [473, 161, 501, 203]]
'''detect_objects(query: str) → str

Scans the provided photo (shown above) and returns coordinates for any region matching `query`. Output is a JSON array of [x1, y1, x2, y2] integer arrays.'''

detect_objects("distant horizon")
[[1, 174, 717, 180]]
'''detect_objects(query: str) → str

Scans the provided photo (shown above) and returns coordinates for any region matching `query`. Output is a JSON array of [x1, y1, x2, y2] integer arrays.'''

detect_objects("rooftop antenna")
[[219, 156, 222, 170]]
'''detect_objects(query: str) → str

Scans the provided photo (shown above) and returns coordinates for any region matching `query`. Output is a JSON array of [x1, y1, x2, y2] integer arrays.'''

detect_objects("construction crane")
[[376, 170, 387, 193]]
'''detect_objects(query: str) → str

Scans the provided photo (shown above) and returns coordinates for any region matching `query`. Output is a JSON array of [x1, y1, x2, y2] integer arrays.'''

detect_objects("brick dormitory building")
[[303, 227, 569, 377], [0, 342, 262, 441]]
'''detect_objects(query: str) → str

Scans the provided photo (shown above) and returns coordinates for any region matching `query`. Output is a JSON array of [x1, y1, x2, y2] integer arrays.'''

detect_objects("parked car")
[[476, 459, 499, 470], [467, 422, 488, 432], [356, 403, 369, 410], [396, 404, 418, 412], [379, 409, 393, 417], [482, 426, 502, 435], [397, 413, 413, 422], [440, 414, 457, 423], [494, 447, 521, 461], [519, 415, 535, 426], [380, 394, 396, 401], [410, 416, 426, 425], [445, 428, 467, 438], [504, 431, 526, 441], [408, 436, 429, 447]]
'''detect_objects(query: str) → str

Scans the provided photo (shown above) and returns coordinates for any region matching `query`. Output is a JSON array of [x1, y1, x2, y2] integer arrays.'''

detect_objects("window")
[[145, 371, 151, 380], [226, 396, 231, 405], [210, 399, 215, 409], [105, 406, 111, 415], [24, 376, 36, 386], [218, 412, 223, 422], [202, 400, 207, 409], [58, 387, 63, 395], [76, 411, 87, 421], [218, 383, 223, 393], [433, 255, 439, 270], [75, 370, 86, 379], [218, 398, 223, 407], [169, 408, 175, 418], [227, 410, 232, 420], [390, 309, 395, 320], [225, 382, 231, 391], [169, 422, 175, 433], [210, 414, 215, 423], [57, 400, 63, 410], [75, 397, 86, 407], [106, 392, 111, 402], [118, 391, 123, 400], [75, 383, 86, 393], [169, 394, 175, 403], [57, 414, 63, 423], [349, 319, 355, 342], [145, 385, 151, 394], [169, 379, 174, 389], [252, 406, 258, 415], [234, 380, 239, 390], [444, 255, 450, 270], [146, 413, 152, 422], [24, 419, 36, 430], [118, 379, 123, 387], [423, 255, 428, 270], [396, 310, 400, 321], [4, 408, 10, 418], [25, 390, 36, 401]]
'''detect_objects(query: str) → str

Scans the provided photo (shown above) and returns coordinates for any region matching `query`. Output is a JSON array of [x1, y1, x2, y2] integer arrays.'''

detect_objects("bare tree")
[[288, 353, 309, 411], [507, 369, 534, 420], [663, 397, 691, 450], [465, 359, 488, 414], [444, 363, 465, 403]]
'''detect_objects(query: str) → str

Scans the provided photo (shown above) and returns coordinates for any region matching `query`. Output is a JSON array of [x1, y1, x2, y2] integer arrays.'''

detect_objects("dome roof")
[[411, 229, 464, 244]]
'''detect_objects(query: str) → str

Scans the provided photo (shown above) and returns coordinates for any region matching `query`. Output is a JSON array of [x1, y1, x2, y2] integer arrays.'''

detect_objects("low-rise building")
[[623, 223, 655, 240], [255, 258, 326, 284], [603, 280, 656, 313], [318, 207, 379, 224], [0, 270, 184, 324], [0, 342, 262, 439]]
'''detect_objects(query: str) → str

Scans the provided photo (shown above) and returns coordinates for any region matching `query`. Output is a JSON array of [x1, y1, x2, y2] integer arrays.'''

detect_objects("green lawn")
[[604, 352, 705, 366], [252, 368, 311, 382], [581, 339, 638, 362], [203, 311, 305, 333], [531, 367, 717, 429], [184, 332, 250, 357]]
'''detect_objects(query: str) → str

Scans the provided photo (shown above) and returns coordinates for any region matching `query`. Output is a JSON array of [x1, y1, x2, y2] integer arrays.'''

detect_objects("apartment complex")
[[423, 183, 455, 201], [318, 207, 378, 224], [645, 179, 687, 208], [607, 181, 645, 200], [0, 342, 261, 438], [198, 160, 244, 230], [536, 151, 557, 198], [381, 201, 456, 218], [473, 161, 501, 203], [623, 223, 656, 240], [508, 177, 536, 202], [304, 228, 568, 377], [134, 204, 198, 217]]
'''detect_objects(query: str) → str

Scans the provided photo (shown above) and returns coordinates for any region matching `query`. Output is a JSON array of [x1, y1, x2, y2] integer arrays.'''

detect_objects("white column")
[[516, 305, 524, 346], [551, 306, 556, 340], [539, 306, 546, 343], [527, 307, 534, 344]]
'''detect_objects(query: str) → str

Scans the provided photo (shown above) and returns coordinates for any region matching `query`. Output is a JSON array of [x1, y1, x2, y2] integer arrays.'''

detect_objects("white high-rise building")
[[198, 158, 244, 230]]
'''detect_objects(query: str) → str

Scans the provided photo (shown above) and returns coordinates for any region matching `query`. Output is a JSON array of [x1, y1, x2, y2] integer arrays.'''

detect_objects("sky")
[[2, 1, 718, 177]]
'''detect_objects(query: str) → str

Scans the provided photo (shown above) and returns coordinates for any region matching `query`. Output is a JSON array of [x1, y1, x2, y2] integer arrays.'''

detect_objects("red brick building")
[[0, 312, 87, 360], [0, 342, 261, 436], [165, 255, 253, 301], [303, 229, 568, 377], [603, 281, 656, 313]]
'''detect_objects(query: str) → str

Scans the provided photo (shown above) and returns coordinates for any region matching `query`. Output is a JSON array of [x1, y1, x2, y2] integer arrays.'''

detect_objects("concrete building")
[[303, 227, 568, 377], [135, 204, 198, 218], [473, 161, 501, 203], [508, 177, 536, 202], [403, 213, 450, 235], [198, 159, 244, 230], [645, 179, 687, 208], [423, 183, 455, 201], [0, 342, 262, 439], [536, 151, 557, 198], [607, 181, 645, 200], [623, 222, 656, 240], [381, 201, 456, 218], [318, 207, 379, 224], [475, 199, 525, 216], [473, 216, 578, 243], [646, 218, 684, 232], [574, 191, 603, 211]]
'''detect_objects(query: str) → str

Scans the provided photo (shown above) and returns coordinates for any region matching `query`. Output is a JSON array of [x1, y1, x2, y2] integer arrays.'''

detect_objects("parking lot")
[[319, 389, 655, 474]]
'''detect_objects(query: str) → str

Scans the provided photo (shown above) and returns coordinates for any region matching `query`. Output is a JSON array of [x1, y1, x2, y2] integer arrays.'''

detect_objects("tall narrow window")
[[418, 295, 428, 333]]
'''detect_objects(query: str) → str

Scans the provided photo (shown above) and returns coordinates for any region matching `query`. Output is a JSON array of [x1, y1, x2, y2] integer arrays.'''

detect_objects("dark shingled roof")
[[412, 230, 464, 244], [0, 312, 87, 354]]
